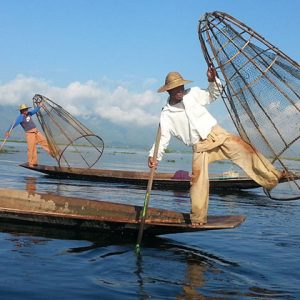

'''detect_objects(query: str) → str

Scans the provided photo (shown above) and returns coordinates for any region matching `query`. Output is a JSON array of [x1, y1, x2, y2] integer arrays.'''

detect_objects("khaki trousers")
[[25, 129, 50, 166], [190, 125, 281, 223]]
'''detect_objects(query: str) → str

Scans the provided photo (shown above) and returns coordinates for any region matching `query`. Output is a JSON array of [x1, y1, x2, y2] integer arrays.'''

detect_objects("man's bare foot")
[[190, 214, 207, 227], [191, 222, 206, 227], [280, 170, 294, 180]]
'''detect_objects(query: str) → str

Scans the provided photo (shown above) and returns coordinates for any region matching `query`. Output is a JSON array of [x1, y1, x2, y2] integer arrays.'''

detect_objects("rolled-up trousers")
[[25, 128, 50, 166], [190, 125, 281, 223]]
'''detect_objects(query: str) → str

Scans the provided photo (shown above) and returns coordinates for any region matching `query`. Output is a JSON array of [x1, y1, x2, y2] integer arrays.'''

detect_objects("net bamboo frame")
[[33, 94, 104, 169]]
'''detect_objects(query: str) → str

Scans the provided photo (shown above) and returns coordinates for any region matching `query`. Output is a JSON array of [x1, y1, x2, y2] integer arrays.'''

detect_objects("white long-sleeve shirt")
[[149, 78, 222, 161]]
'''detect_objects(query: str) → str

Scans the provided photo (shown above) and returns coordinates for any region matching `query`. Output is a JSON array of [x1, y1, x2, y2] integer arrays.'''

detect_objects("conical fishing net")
[[32, 94, 104, 169], [198, 11, 300, 199]]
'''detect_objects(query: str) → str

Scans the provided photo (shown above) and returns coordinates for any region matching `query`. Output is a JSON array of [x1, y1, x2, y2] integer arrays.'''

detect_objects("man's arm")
[[192, 66, 222, 106], [28, 106, 41, 116], [207, 65, 217, 82], [207, 65, 222, 100], [148, 118, 172, 168], [5, 115, 23, 137]]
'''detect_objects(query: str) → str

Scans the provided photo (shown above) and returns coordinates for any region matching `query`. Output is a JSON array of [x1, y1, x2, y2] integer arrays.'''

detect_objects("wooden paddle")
[[135, 124, 161, 254], [0, 123, 15, 152]]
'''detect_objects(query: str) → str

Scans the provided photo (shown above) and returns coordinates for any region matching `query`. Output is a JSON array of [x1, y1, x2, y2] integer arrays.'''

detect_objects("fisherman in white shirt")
[[148, 67, 282, 225]]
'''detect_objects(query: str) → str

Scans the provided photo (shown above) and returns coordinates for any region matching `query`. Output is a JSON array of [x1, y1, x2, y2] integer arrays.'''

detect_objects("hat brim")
[[157, 79, 193, 93], [19, 106, 31, 110]]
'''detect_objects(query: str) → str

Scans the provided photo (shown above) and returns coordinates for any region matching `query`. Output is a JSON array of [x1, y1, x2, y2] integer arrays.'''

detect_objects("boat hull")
[[20, 163, 261, 191], [0, 188, 245, 237]]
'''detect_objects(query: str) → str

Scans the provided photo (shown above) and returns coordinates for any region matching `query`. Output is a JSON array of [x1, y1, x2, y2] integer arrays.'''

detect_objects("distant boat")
[[20, 163, 281, 191]]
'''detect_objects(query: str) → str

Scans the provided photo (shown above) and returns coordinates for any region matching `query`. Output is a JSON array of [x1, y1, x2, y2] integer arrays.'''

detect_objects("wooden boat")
[[0, 188, 245, 238], [20, 163, 264, 191]]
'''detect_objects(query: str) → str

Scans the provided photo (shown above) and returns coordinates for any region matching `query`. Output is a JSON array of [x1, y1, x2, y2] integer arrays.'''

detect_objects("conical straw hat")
[[157, 72, 192, 93]]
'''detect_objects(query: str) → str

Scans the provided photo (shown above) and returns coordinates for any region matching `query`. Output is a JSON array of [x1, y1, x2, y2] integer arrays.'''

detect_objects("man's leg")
[[190, 151, 209, 224], [36, 131, 51, 155], [221, 135, 280, 189], [26, 132, 38, 166]]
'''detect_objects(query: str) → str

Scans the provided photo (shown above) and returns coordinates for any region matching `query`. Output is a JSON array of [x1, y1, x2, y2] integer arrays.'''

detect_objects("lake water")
[[0, 142, 300, 299]]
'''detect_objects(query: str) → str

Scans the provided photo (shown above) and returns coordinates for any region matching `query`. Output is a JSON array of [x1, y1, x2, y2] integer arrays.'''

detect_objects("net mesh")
[[198, 11, 300, 199], [32, 94, 104, 169]]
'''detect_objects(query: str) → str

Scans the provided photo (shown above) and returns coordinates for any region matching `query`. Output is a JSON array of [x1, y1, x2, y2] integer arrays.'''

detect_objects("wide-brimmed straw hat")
[[157, 71, 193, 93], [19, 104, 31, 111]]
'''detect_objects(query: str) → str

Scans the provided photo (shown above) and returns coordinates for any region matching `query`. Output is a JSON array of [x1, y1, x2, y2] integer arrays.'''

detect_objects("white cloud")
[[0, 75, 49, 104], [0, 75, 162, 127], [95, 105, 158, 126]]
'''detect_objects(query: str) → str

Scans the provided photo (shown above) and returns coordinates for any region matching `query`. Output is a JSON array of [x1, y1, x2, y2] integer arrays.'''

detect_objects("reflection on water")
[[177, 262, 206, 299], [2, 227, 294, 299], [25, 177, 37, 194]]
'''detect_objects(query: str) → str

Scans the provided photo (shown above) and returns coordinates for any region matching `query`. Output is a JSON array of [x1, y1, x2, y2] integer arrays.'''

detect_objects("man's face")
[[168, 85, 184, 102], [21, 109, 29, 115]]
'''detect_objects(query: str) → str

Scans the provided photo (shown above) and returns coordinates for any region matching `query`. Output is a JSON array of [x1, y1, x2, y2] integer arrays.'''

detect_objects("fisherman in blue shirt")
[[6, 102, 52, 167]]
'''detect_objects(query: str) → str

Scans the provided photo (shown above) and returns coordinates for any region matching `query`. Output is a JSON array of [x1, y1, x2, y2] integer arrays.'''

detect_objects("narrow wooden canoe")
[[0, 188, 245, 238], [20, 163, 263, 191]]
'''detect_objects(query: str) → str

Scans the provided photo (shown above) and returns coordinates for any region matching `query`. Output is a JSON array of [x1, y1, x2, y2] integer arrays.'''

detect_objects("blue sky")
[[1, 0, 300, 145]]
